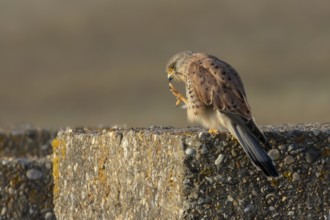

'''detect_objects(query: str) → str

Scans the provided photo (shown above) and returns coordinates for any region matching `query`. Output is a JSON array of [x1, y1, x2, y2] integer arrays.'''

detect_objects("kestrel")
[[166, 51, 279, 177]]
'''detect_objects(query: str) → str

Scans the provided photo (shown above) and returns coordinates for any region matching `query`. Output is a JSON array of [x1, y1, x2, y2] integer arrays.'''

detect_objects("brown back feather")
[[187, 55, 267, 144]]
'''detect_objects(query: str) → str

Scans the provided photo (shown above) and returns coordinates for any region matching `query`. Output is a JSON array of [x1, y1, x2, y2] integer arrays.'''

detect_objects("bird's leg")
[[208, 128, 219, 135], [169, 83, 188, 107]]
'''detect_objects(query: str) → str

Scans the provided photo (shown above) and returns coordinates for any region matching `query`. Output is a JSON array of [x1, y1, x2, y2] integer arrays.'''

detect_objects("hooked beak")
[[167, 73, 174, 82]]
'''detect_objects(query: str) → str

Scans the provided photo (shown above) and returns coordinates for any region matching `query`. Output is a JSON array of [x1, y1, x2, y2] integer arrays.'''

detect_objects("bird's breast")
[[186, 88, 219, 129]]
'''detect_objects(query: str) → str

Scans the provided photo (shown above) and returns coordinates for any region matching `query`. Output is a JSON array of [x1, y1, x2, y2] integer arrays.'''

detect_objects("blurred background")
[[0, 1, 329, 128]]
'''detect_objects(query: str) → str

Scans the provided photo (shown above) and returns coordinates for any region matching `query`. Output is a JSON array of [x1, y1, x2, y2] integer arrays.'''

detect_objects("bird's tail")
[[229, 123, 279, 177]]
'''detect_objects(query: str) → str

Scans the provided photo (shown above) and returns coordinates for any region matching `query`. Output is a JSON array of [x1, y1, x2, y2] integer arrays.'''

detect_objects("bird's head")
[[166, 50, 194, 82]]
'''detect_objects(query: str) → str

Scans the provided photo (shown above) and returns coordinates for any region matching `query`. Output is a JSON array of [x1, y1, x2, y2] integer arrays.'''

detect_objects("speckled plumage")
[[166, 51, 279, 177]]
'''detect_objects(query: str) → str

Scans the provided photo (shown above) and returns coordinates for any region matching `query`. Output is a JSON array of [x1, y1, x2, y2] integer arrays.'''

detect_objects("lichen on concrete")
[[53, 127, 187, 219], [53, 123, 330, 219]]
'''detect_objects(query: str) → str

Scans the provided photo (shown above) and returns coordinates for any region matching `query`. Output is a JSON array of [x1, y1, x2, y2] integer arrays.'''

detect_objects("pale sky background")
[[0, 1, 329, 128]]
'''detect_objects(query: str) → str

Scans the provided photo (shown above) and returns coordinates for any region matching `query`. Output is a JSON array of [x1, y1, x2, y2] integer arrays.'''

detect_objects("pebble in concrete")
[[26, 169, 43, 180], [215, 154, 225, 166], [268, 149, 280, 161], [284, 155, 295, 165]]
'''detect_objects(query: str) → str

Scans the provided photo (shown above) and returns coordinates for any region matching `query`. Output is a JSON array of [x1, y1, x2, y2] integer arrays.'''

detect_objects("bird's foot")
[[208, 128, 219, 135], [169, 82, 188, 106]]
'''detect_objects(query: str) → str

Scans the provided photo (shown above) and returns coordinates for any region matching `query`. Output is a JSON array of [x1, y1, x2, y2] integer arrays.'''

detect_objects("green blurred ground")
[[0, 1, 329, 128]]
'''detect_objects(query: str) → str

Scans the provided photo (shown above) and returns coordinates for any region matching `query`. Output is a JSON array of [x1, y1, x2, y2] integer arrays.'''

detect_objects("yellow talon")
[[208, 128, 219, 135], [175, 98, 181, 107], [169, 82, 188, 106]]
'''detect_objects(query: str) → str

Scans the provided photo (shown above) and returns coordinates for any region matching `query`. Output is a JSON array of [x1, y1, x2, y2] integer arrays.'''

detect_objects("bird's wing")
[[187, 56, 267, 144]]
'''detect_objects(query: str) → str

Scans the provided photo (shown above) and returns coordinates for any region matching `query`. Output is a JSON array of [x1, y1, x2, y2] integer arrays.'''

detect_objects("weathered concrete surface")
[[0, 127, 56, 220], [53, 123, 330, 219]]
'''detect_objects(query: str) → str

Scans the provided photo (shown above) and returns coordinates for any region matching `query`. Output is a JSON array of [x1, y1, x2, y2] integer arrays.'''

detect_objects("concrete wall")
[[53, 124, 329, 219]]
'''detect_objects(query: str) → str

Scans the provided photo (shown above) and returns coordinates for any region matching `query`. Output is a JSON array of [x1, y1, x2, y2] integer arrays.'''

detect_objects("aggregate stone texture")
[[53, 123, 330, 220], [0, 127, 56, 220], [0, 158, 55, 220], [0, 126, 56, 157]]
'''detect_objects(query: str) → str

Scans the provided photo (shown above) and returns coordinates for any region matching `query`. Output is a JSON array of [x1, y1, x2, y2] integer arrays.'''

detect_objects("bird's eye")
[[170, 63, 175, 70]]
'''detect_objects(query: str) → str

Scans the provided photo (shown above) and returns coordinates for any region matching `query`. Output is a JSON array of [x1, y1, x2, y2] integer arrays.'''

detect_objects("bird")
[[166, 50, 279, 177]]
